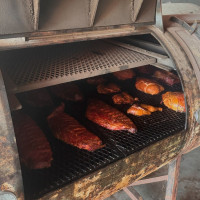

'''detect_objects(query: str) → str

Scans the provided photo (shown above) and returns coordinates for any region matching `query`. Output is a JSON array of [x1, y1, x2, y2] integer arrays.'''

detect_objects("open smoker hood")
[[0, 0, 159, 50]]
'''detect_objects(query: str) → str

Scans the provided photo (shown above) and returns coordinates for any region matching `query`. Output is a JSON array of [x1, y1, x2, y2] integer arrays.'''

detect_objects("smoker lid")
[[0, 0, 158, 36]]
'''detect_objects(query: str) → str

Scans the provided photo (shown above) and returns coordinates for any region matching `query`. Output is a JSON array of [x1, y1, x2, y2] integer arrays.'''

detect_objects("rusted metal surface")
[[41, 131, 185, 200], [151, 26, 200, 154], [165, 156, 182, 200], [163, 25, 200, 153], [0, 26, 151, 51], [0, 70, 24, 199]]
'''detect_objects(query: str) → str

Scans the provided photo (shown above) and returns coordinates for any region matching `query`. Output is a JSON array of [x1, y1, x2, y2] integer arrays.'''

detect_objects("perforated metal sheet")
[[0, 41, 156, 93]]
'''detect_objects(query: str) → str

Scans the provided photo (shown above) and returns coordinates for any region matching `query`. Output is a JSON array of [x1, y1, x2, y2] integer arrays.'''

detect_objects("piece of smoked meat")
[[48, 103, 104, 151], [162, 92, 185, 112], [137, 65, 155, 74], [50, 83, 83, 101], [19, 88, 53, 107], [153, 70, 180, 86], [113, 69, 136, 80], [140, 104, 163, 112], [13, 112, 53, 169], [97, 83, 121, 94], [112, 92, 138, 104], [87, 76, 105, 85], [86, 99, 137, 133], [127, 104, 151, 116], [135, 78, 164, 95]]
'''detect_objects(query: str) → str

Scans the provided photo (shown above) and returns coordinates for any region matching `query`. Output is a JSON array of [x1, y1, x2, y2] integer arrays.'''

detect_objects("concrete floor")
[[106, 2, 200, 200]]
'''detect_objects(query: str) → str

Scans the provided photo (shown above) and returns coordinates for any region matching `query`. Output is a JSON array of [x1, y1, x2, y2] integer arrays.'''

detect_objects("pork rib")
[[86, 99, 137, 133], [48, 103, 104, 151], [13, 112, 53, 169]]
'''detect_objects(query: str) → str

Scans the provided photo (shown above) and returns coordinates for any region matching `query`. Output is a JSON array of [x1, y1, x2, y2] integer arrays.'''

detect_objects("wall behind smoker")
[[162, 0, 200, 5]]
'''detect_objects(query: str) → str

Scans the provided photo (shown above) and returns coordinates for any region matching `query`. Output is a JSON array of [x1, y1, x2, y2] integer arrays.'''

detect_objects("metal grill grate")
[[0, 41, 156, 93], [16, 71, 186, 200]]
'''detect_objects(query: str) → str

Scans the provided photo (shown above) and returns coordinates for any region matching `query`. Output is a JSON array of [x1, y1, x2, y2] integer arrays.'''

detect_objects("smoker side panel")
[[166, 26, 200, 153], [0, 70, 24, 199]]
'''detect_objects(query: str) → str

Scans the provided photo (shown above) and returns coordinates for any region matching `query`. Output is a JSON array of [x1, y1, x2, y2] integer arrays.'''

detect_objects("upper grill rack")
[[0, 40, 156, 93]]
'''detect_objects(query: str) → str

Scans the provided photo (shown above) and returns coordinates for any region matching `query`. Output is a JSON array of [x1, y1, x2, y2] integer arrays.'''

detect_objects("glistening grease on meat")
[[48, 103, 104, 151], [135, 78, 164, 95], [127, 104, 151, 116], [97, 83, 121, 94], [153, 70, 180, 86], [140, 104, 163, 112], [50, 83, 83, 101], [113, 69, 135, 80], [13, 112, 53, 169], [112, 92, 138, 105], [162, 92, 185, 112], [86, 99, 137, 133]]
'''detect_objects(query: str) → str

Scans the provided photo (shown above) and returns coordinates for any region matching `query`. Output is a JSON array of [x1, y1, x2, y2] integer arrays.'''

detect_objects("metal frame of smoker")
[[0, 0, 200, 199]]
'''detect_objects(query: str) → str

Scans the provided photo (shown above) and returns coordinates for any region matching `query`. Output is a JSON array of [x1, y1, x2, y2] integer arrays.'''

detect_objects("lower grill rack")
[[17, 72, 185, 199]]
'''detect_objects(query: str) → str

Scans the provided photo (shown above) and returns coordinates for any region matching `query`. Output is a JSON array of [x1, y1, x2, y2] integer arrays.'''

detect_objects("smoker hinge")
[[194, 109, 200, 124], [170, 16, 200, 39], [0, 191, 17, 200]]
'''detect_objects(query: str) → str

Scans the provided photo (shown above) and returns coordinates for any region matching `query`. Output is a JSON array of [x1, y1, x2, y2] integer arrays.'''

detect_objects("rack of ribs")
[[86, 99, 137, 133], [47, 103, 104, 151], [13, 112, 53, 169]]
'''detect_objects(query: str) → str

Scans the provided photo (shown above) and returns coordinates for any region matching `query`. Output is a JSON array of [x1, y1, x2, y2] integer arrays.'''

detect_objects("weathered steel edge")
[[151, 26, 200, 153], [0, 70, 24, 199], [41, 131, 185, 200]]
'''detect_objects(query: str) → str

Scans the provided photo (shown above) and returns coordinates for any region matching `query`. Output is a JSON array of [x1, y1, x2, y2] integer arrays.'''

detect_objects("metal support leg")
[[165, 156, 182, 200], [122, 156, 182, 200]]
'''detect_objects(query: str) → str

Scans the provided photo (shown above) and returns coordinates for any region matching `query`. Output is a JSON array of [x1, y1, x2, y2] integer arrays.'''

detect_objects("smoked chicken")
[[135, 78, 164, 95], [50, 83, 83, 101], [112, 92, 138, 104], [113, 69, 136, 80], [153, 70, 180, 86], [87, 76, 105, 85], [13, 112, 53, 169], [19, 88, 53, 107], [86, 99, 137, 133], [162, 92, 185, 112], [48, 103, 104, 151], [127, 104, 151, 116], [97, 83, 121, 94], [140, 104, 163, 112]]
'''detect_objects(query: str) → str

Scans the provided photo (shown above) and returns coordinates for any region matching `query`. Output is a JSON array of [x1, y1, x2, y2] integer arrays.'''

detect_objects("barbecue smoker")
[[0, 0, 200, 199]]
